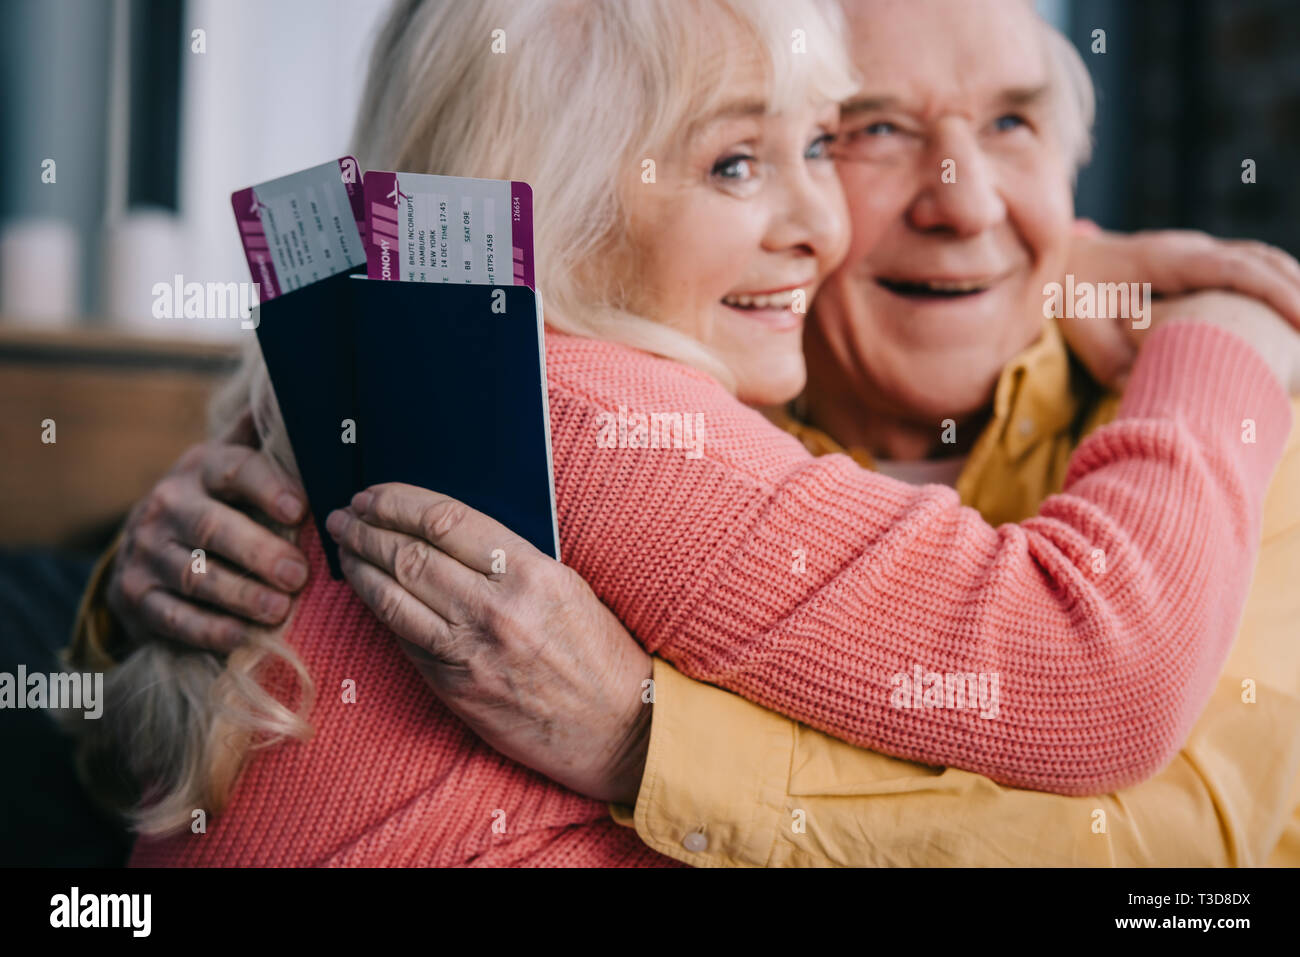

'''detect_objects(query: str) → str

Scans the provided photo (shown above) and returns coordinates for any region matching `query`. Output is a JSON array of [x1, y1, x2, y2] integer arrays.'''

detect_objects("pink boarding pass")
[[232, 156, 365, 300], [364, 171, 534, 289]]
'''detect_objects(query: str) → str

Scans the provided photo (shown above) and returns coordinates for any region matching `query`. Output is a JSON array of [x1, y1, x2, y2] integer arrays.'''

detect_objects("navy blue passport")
[[254, 267, 558, 579]]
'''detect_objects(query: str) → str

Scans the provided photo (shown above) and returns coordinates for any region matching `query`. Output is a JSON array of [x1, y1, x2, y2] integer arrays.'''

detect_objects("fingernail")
[[276, 558, 309, 589], [326, 509, 347, 538], [277, 493, 304, 523], [352, 490, 373, 514], [260, 590, 290, 621]]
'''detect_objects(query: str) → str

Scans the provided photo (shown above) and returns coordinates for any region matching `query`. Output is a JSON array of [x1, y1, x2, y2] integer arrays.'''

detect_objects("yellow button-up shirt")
[[616, 319, 1300, 866]]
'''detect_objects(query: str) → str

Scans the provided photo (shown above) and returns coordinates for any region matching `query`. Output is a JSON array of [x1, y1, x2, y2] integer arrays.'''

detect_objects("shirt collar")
[[988, 317, 1081, 460]]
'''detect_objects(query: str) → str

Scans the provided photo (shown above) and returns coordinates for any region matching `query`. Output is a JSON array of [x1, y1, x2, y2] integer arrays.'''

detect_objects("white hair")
[[1040, 18, 1097, 177]]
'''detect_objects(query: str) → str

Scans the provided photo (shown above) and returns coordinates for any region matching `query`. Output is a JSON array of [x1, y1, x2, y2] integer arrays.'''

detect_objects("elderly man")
[[73, 0, 1300, 866]]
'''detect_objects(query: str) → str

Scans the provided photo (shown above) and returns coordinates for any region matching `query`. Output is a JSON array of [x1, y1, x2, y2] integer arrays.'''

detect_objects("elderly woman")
[[70, 0, 1297, 866]]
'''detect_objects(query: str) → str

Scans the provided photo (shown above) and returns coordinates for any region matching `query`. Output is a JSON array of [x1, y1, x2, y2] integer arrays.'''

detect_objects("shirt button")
[[1017, 418, 1035, 438], [682, 831, 708, 853]]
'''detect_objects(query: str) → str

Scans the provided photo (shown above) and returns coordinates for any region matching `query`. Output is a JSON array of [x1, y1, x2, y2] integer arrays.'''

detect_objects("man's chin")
[[887, 351, 1005, 423]]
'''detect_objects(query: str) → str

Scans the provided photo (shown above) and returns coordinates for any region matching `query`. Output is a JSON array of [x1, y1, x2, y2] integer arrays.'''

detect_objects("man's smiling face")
[[814, 0, 1076, 423]]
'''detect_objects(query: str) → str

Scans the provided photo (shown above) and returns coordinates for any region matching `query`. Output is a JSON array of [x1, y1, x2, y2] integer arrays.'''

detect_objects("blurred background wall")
[[0, 0, 389, 552], [1064, 0, 1300, 249], [0, 0, 387, 337]]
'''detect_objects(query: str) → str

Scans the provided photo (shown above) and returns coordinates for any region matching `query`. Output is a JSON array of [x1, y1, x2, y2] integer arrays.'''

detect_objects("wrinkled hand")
[[327, 483, 653, 805], [1061, 227, 1300, 389], [105, 410, 310, 653]]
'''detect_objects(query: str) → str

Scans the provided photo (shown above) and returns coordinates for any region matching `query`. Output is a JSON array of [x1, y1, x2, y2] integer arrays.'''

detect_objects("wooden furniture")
[[0, 324, 241, 547]]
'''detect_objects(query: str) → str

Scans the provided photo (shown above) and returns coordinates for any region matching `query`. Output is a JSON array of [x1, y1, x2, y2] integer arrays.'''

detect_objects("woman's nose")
[[766, 169, 850, 265]]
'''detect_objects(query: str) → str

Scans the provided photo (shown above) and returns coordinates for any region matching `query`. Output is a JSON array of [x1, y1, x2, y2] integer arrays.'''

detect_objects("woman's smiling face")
[[619, 47, 851, 405]]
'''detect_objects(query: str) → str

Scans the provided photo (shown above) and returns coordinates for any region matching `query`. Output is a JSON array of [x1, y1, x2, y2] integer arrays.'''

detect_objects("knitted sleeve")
[[544, 322, 1291, 795]]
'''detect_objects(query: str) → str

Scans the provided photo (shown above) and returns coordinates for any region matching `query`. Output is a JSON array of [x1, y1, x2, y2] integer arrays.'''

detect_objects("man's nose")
[[906, 125, 1006, 236]]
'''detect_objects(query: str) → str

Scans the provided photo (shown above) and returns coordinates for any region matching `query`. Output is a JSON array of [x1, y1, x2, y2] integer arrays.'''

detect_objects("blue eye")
[[862, 121, 899, 136], [712, 154, 755, 180], [806, 132, 835, 159], [993, 114, 1026, 132]]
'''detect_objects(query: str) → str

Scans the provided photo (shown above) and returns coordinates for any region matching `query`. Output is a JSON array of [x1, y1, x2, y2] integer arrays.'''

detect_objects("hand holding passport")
[[232, 158, 557, 579]]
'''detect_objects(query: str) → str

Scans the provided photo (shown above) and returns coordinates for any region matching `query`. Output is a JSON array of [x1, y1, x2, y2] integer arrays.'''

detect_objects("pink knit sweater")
[[132, 321, 1288, 866]]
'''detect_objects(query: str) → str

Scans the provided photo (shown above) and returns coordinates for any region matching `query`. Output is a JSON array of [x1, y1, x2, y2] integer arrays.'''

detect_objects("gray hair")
[[1041, 19, 1097, 177]]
